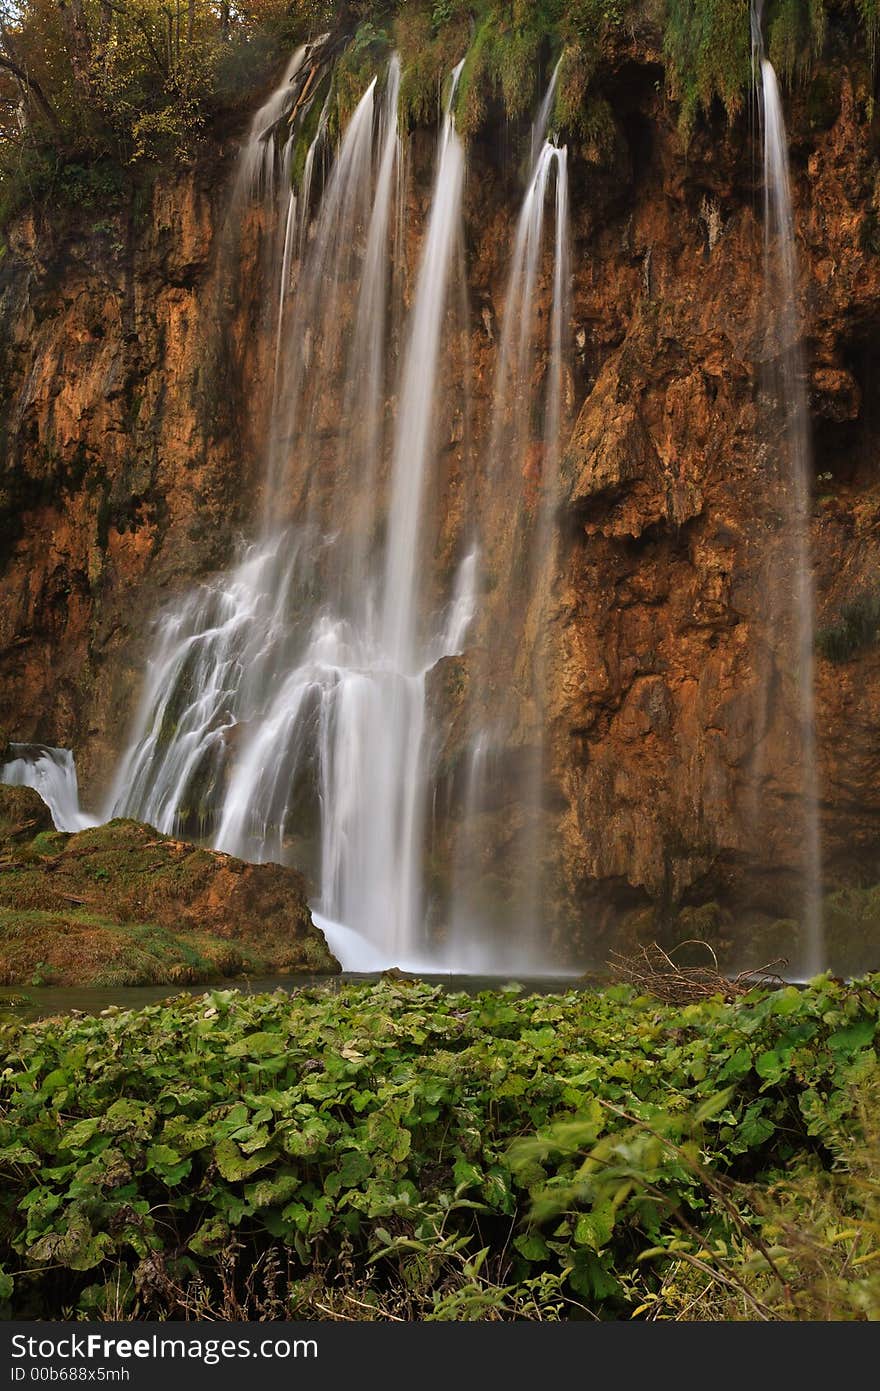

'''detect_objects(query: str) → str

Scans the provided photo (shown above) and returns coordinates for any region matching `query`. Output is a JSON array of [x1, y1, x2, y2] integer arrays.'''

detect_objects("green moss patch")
[[0, 793, 338, 986]]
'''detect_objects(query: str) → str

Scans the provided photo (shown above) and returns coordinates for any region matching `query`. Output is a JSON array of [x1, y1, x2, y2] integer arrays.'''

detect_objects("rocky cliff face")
[[0, 148, 273, 797], [545, 40, 880, 963], [2, 30, 880, 964]]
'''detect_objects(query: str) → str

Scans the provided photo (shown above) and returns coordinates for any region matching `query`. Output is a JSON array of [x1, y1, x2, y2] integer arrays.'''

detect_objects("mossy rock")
[[0, 785, 53, 841], [0, 814, 340, 986], [668, 903, 731, 960], [674, 902, 723, 938]]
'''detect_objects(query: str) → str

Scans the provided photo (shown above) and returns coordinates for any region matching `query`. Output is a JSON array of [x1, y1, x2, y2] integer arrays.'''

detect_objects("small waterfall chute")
[[448, 89, 570, 971], [1, 744, 97, 833]]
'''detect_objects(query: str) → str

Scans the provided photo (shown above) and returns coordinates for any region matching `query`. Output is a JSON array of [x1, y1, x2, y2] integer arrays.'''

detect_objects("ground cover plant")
[[0, 974, 877, 1319]]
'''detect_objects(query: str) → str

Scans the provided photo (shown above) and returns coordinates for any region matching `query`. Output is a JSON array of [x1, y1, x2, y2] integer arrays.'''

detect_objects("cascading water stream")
[[104, 69, 389, 847], [448, 90, 569, 970], [336, 55, 401, 611], [382, 61, 465, 670], [518, 141, 569, 933], [109, 55, 475, 970], [266, 75, 379, 526], [230, 45, 309, 207], [530, 56, 562, 168], [316, 60, 468, 964], [751, 2, 823, 975]]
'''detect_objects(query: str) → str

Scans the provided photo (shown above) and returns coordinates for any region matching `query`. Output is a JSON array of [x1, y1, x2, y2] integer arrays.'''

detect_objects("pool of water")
[[0, 971, 595, 1022]]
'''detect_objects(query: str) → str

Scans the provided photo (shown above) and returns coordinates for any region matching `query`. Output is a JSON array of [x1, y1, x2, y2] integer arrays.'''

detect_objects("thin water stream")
[[751, 1, 823, 975]]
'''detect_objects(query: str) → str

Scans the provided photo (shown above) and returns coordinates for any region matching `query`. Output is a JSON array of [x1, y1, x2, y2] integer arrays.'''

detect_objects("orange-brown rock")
[[0, 148, 275, 796], [2, 34, 880, 964]]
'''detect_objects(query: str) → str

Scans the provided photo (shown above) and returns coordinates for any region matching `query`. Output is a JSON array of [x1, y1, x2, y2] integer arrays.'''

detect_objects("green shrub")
[[816, 590, 880, 662]]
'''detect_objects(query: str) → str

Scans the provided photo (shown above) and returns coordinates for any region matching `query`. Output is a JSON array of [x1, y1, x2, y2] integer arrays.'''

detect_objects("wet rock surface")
[[1, 29, 880, 963], [0, 790, 339, 985]]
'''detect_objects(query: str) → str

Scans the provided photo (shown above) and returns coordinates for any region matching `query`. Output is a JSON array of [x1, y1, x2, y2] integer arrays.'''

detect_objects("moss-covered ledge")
[[0, 788, 339, 987]]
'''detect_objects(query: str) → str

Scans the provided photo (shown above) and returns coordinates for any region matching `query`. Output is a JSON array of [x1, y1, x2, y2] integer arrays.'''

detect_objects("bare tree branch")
[[0, 50, 62, 136]]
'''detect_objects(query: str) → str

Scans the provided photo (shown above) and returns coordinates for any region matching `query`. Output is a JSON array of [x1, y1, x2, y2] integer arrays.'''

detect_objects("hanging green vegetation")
[[1, 0, 879, 230], [334, 16, 392, 128], [555, 46, 618, 162], [855, 0, 880, 68], [816, 589, 880, 662], [768, 0, 828, 82], [663, 0, 752, 138], [664, 0, 877, 138], [396, 5, 470, 126]]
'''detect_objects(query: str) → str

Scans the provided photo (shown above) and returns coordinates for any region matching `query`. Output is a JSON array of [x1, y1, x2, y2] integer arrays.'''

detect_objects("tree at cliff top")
[[0, 0, 877, 217], [0, 0, 343, 219]]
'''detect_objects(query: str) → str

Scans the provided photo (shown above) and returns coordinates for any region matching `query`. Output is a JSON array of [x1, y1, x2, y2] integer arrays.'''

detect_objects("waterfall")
[[751, 3, 823, 974], [382, 61, 465, 668], [110, 55, 475, 970], [266, 75, 379, 525], [530, 55, 561, 168], [316, 60, 468, 963], [231, 45, 309, 207], [229, 42, 328, 400], [339, 55, 401, 605], [0, 744, 97, 832], [0, 37, 831, 980], [448, 100, 570, 970]]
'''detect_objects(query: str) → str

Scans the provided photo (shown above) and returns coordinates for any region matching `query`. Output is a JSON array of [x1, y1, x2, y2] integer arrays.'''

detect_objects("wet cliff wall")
[[0, 149, 273, 795], [2, 18, 880, 961], [543, 35, 880, 962]]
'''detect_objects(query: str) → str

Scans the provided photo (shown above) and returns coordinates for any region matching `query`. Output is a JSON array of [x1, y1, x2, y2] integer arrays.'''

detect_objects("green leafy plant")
[[0, 975, 877, 1318]]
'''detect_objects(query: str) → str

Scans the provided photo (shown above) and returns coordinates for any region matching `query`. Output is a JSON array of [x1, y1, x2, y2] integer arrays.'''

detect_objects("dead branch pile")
[[608, 941, 789, 1005]]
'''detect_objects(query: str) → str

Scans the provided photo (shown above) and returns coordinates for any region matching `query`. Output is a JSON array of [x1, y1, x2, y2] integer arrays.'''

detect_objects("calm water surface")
[[0, 972, 592, 1022]]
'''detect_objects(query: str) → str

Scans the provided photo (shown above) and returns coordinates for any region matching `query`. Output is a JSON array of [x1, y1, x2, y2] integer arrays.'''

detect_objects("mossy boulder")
[[0, 784, 54, 841], [0, 814, 339, 986]]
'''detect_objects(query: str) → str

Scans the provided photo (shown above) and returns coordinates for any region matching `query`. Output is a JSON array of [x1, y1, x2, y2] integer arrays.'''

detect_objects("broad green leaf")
[[214, 1138, 275, 1181], [514, 1232, 550, 1262]]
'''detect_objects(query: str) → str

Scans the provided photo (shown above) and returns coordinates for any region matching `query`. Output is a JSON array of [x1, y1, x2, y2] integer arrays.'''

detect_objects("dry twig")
[[609, 940, 788, 1005]]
